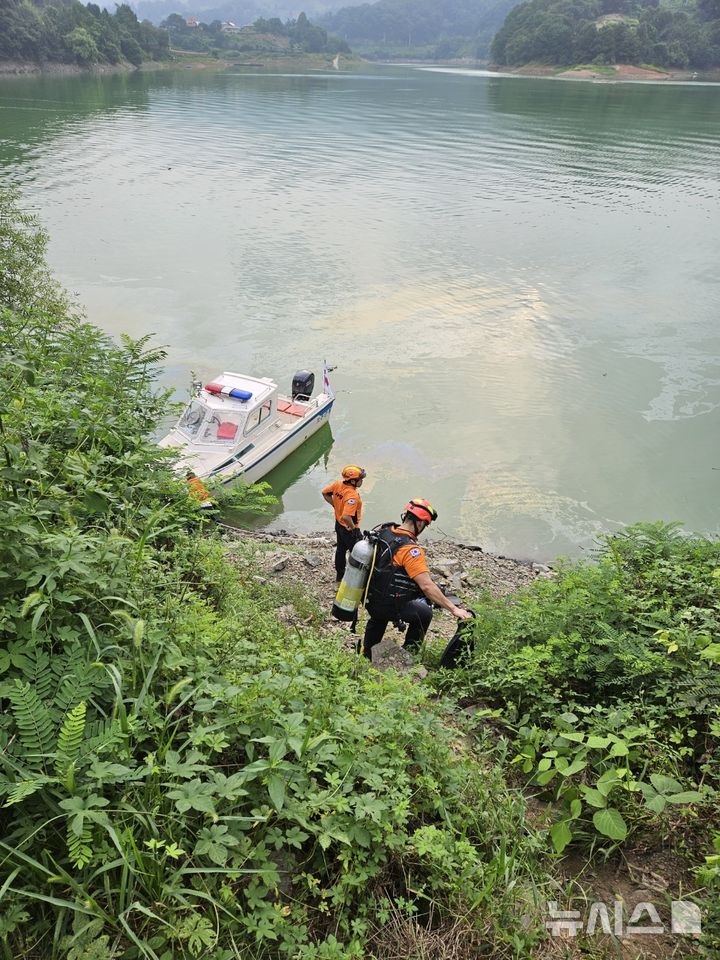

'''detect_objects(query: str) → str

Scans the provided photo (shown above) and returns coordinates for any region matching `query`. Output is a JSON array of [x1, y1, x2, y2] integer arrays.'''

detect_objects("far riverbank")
[[0, 50, 361, 77], [496, 61, 720, 82]]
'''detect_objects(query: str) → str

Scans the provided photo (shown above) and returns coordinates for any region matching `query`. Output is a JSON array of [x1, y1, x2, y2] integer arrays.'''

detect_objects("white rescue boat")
[[159, 368, 334, 484]]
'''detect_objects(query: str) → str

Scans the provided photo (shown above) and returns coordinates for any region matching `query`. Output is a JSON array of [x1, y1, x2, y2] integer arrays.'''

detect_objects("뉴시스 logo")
[[545, 900, 702, 938]]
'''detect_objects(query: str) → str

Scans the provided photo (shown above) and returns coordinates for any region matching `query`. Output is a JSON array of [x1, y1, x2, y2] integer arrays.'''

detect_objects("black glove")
[[351, 527, 363, 544]]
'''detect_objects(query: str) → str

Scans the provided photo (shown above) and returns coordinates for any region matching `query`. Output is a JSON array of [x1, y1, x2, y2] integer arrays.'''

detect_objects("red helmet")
[[403, 498, 438, 525], [341, 465, 366, 481]]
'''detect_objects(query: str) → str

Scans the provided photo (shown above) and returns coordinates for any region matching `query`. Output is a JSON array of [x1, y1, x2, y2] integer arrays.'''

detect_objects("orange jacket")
[[322, 480, 363, 527], [187, 475, 211, 503], [387, 526, 429, 579]]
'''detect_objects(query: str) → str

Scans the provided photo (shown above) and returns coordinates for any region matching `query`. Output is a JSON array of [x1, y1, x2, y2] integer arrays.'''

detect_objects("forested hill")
[[320, 0, 522, 59], [0, 0, 169, 66], [160, 12, 350, 56], [491, 0, 720, 68], [134, 0, 344, 26]]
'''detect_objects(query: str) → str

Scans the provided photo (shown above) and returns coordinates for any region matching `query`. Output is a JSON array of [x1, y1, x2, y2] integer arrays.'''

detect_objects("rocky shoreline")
[[221, 525, 553, 657]]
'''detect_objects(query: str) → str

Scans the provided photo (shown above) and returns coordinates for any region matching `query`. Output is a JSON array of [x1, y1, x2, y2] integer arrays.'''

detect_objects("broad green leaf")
[[269, 739, 287, 764], [558, 712, 578, 725], [596, 769, 623, 796], [586, 736, 611, 749], [593, 808, 627, 841], [609, 741, 629, 757], [550, 820, 572, 853], [580, 787, 607, 809], [570, 798, 582, 819], [537, 758, 552, 772], [649, 773, 683, 795], [560, 732, 585, 743], [699, 643, 720, 662], [559, 759, 587, 778], [267, 775, 285, 811], [666, 791, 703, 804], [536, 769, 556, 786], [645, 794, 667, 814]]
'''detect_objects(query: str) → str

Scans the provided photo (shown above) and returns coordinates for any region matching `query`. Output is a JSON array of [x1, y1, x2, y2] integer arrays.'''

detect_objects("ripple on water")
[[2, 66, 719, 555]]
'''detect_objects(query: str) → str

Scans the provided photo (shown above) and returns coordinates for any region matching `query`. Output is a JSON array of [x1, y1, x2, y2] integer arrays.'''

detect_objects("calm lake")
[[1, 65, 719, 559]]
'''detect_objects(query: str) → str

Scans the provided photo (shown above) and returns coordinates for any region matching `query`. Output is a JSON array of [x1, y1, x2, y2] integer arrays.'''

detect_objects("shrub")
[[435, 521, 719, 851]]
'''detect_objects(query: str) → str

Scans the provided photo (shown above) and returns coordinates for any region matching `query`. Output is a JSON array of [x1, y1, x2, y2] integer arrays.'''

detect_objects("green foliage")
[[0, 0, 169, 67], [321, 0, 520, 59], [696, 832, 720, 955], [160, 12, 350, 56], [0, 189, 547, 959], [436, 521, 719, 852], [491, 0, 720, 68]]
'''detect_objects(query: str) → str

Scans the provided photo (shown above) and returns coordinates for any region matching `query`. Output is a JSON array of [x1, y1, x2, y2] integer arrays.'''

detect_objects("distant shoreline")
[[384, 58, 720, 83], [0, 59, 135, 76], [0, 51, 360, 78], [500, 61, 720, 82], [2, 55, 717, 83]]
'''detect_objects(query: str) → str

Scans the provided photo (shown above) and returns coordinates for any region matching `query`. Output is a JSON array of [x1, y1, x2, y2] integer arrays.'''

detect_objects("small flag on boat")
[[323, 361, 334, 399]]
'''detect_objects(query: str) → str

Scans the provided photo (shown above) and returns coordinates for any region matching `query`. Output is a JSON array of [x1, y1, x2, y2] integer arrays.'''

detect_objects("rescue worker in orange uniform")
[[322, 465, 366, 581], [186, 471, 214, 510], [360, 498, 471, 660]]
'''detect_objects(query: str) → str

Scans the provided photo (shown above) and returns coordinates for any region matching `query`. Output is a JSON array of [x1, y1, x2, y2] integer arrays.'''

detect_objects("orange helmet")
[[341, 464, 366, 481], [403, 498, 438, 524]]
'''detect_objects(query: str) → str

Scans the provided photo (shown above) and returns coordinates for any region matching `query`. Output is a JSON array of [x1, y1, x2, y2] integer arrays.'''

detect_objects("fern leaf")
[[55, 702, 86, 778], [4, 775, 52, 807], [67, 824, 93, 869], [9, 680, 56, 763], [76, 719, 123, 766], [21, 648, 54, 704], [55, 661, 102, 716]]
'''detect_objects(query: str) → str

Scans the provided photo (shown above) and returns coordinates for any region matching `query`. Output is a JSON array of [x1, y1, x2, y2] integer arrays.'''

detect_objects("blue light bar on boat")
[[204, 382, 253, 401]]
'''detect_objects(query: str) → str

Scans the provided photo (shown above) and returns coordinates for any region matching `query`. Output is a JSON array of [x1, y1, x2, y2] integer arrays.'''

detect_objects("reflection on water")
[[223, 422, 334, 530], [1, 65, 719, 558]]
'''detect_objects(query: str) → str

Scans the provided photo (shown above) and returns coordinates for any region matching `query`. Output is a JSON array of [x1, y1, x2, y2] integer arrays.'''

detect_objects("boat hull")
[[216, 397, 333, 485]]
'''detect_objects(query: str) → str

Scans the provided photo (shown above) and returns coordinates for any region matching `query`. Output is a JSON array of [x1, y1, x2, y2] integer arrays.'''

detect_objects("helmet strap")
[[403, 514, 423, 536]]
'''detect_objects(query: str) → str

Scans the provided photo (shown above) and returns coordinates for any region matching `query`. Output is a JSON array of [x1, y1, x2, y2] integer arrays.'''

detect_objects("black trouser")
[[359, 597, 433, 660], [334, 521, 357, 581]]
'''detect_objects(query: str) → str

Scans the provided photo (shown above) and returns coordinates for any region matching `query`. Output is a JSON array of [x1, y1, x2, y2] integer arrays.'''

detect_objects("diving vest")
[[365, 525, 424, 613]]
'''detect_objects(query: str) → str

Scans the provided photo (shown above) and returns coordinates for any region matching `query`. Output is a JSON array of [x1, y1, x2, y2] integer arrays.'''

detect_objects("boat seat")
[[216, 421, 238, 440], [276, 399, 306, 417]]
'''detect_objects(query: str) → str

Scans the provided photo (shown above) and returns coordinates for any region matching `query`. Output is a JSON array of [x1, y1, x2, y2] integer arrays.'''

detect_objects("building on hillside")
[[221, 20, 240, 32], [185, 16, 199, 27]]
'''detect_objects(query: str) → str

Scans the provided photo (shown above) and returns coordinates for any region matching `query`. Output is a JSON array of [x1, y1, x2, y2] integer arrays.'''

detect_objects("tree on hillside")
[[491, 0, 720, 67], [0, 0, 168, 65]]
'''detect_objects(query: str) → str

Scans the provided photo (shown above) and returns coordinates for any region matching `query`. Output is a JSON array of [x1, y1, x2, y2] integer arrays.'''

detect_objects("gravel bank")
[[221, 526, 553, 652]]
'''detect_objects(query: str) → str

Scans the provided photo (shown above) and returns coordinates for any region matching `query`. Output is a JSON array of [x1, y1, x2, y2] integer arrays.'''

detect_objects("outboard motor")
[[291, 370, 314, 401]]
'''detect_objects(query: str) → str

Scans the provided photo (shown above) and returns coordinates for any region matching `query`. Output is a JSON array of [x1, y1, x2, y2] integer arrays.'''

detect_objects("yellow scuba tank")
[[332, 537, 375, 621]]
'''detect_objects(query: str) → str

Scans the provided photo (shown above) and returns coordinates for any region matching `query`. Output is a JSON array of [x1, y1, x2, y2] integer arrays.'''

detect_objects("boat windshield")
[[178, 400, 206, 437], [199, 414, 243, 444]]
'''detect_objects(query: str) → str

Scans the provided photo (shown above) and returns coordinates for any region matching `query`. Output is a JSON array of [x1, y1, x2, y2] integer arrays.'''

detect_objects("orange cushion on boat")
[[285, 404, 306, 417], [277, 399, 306, 417], [217, 421, 238, 440]]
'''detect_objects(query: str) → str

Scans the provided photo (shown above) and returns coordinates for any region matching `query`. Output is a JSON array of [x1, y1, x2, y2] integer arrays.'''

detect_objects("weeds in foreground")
[[433, 521, 719, 953]]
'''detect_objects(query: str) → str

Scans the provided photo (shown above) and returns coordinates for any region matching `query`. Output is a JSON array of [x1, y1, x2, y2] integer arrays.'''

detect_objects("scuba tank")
[[332, 536, 375, 622]]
